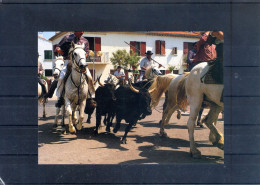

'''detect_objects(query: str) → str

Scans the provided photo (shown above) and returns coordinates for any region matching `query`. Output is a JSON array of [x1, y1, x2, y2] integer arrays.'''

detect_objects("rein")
[[69, 46, 88, 105]]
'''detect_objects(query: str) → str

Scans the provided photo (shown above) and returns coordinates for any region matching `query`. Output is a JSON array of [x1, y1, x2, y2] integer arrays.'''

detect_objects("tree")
[[110, 49, 129, 69], [110, 49, 141, 70]]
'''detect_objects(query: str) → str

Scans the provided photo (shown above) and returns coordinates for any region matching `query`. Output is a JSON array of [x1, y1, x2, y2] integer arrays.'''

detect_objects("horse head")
[[69, 42, 88, 73], [53, 56, 65, 79], [145, 66, 162, 79]]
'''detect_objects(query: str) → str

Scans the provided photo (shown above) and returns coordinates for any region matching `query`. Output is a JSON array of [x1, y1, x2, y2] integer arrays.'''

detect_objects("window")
[[45, 69, 52, 77], [172, 47, 177, 55], [155, 40, 165, 55], [130, 41, 146, 56], [44, 50, 52, 59]]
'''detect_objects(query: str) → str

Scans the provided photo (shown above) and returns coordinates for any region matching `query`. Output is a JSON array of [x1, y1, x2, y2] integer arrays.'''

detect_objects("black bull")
[[94, 80, 153, 144]]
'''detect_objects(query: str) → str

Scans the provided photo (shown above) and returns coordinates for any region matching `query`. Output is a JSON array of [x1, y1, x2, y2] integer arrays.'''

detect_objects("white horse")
[[52, 56, 66, 128], [64, 42, 89, 134], [160, 62, 224, 158], [104, 73, 120, 85], [38, 79, 48, 118]]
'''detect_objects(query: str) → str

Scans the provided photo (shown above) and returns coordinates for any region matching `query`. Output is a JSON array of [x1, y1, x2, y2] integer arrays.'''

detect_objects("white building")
[[38, 33, 53, 76], [49, 31, 199, 82]]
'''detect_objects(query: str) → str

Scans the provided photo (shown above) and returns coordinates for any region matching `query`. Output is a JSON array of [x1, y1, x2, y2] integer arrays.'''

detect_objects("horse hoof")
[[76, 124, 82, 131], [86, 120, 91, 124], [159, 131, 168, 137], [159, 120, 162, 125], [69, 126, 76, 134], [113, 128, 118, 133], [43, 115, 46, 118], [190, 150, 202, 159], [177, 114, 181, 119]]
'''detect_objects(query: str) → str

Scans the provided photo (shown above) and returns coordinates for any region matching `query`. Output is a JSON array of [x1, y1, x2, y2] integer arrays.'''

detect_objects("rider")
[[38, 53, 47, 97], [139, 50, 162, 81], [54, 31, 95, 108]]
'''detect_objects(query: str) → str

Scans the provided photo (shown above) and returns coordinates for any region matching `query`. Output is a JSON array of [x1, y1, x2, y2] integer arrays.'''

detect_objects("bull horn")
[[97, 75, 104, 87], [129, 80, 139, 93], [148, 88, 155, 94]]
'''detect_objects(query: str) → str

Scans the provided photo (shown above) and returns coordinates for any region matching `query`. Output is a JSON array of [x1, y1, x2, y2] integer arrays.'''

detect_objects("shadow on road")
[[119, 145, 223, 164], [38, 121, 130, 151]]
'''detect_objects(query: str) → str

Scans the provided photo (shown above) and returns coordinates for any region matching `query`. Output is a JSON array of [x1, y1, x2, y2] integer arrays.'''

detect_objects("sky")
[[38, 32, 56, 39]]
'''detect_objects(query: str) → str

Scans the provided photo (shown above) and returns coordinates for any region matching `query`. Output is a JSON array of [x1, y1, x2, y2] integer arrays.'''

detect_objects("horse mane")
[[55, 56, 64, 61], [176, 73, 189, 110], [149, 74, 177, 108]]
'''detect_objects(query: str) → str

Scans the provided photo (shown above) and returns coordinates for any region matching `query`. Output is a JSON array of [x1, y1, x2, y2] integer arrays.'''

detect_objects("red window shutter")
[[130, 41, 136, 55], [161, 41, 165, 55], [94, 37, 101, 51], [140, 42, 146, 56], [155, 40, 161, 54], [183, 42, 188, 55]]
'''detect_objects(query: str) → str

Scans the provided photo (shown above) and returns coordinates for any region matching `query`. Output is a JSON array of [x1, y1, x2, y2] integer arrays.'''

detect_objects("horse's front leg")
[[76, 99, 86, 131], [54, 107, 61, 127], [65, 98, 76, 134], [43, 102, 47, 118]]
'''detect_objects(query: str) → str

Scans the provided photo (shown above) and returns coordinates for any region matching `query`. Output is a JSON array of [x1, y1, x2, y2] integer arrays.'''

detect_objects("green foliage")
[[183, 54, 188, 63], [110, 49, 141, 69], [127, 50, 141, 68], [41, 75, 48, 81], [168, 65, 176, 72], [110, 49, 129, 69]]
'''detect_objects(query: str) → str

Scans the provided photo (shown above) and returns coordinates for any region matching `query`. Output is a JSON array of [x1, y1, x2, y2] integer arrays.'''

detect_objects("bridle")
[[68, 46, 87, 73], [53, 60, 64, 73]]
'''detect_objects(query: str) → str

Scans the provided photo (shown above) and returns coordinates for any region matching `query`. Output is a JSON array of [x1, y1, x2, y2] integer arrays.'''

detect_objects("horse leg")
[[76, 101, 86, 131], [159, 104, 177, 137], [177, 109, 181, 119], [61, 105, 65, 127], [86, 114, 91, 123], [43, 102, 46, 118], [54, 107, 61, 127], [197, 106, 204, 127], [187, 96, 203, 158], [202, 104, 224, 150], [65, 99, 76, 134]]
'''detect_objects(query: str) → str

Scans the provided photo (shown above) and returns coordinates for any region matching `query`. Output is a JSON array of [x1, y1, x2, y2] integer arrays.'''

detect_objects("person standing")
[[114, 66, 125, 86], [186, 42, 197, 71]]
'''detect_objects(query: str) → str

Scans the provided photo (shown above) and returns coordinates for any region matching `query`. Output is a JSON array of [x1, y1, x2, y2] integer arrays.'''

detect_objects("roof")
[[38, 35, 52, 42], [147, 31, 200, 38], [49, 31, 200, 41]]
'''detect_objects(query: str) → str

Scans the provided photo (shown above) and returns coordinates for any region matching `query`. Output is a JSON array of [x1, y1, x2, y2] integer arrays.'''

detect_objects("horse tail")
[[149, 75, 176, 108], [176, 73, 189, 110]]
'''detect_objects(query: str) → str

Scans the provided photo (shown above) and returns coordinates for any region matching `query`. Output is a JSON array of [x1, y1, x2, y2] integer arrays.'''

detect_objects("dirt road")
[[38, 98, 224, 164]]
